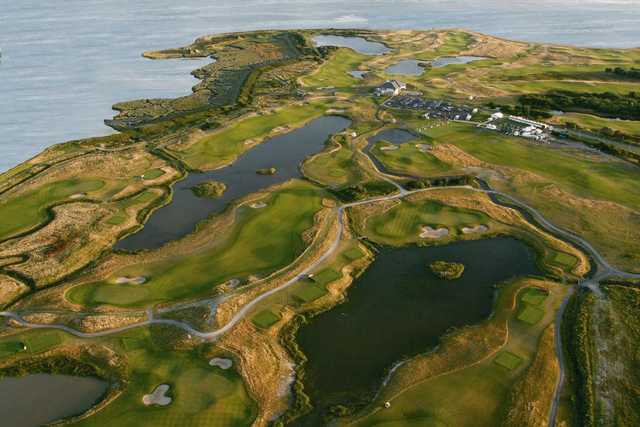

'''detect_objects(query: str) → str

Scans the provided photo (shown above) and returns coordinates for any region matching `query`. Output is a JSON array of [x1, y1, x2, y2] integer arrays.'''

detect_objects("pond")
[[431, 55, 487, 67], [0, 374, 107, 427], [117, 115, 351, 250], [385, 59, 427, 76], [313, 35, 391, 55], [293, 236, 541, 424]]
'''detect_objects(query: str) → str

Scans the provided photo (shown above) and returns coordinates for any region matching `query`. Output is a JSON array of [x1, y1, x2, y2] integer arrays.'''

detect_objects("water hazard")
[[0, 374, 107, 427], [294, 236, 541, 423], [313, 35, 391, 55], [117, 115, 351, 250]]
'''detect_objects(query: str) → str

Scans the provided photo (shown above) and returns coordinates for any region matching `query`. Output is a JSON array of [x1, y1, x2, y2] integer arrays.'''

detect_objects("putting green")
[[252, 309, 280, 329], [494, 351, 524, 371], [0, 179, 105, 239], [372, 142, 452, 178]]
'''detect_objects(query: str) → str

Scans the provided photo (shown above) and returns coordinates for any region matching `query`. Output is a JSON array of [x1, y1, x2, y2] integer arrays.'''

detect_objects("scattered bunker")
[[379, 145, 399, 151], [249, 201, 267, 209], [209, 358, 233, 370], [462, 225, 489, 234], [69, 193, 87, 199], [114, 276, 146, 285], [142, 384, 171, 406], [420, 226, 449, 239]]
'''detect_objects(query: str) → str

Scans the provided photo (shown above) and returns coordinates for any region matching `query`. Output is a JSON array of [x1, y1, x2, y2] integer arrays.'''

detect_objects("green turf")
[[343, 247, 365, 261], [302, 48, 368, 89], [303, 137, 365, 187], [494, 351, 524, 371], [252, 309, 281, 329], [67, 181, 325, 308], [177, 102, 330, 170], [372, 141, 452, 178], [550, 251, 579, 271], [312, 268, 341, 286], [517, 306, 546, 325], [364, 199, 490, 245], [552, 112, 640, 137], [0, 179, 105, 239], [292, 282, 328, 303], [142, 168, 166, 180], [77, 329, 257, 427], [0, 341, 26, 358], [106, 214, 127, 225], [520, 288, 549, 306], [24, 331, 62, 354], [419, 122, 640, 211]]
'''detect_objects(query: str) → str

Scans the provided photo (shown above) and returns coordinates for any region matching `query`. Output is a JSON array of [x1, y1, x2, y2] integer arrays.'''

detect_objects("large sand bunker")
[[209, 357, 233, 369], [419, 226, 449, 239], [462, 225, 489, 234], [142, 384, 171, 406], [114, 276, 146, 285], [250, 201, 267, 209]]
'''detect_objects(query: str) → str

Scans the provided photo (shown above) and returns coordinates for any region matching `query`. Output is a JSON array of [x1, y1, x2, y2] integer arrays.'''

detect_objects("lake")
[[0, 374, 107, 427], [2, 1, 640, 171], [116, 115, 350, 250], [294, 236, 541, 424]]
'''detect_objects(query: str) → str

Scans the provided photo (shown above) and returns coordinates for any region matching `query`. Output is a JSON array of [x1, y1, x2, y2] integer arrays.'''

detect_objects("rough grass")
[[302, 48, 367, 89], [0, 179, 105, 239], [174, 102, 330, 170], [252, 309, 281, 329], [363, 199, 491, 246], [76, 328, 257, 427], [371, 142, 452, 178], [66, 180, 325, 308], [550, 112, 640, 137]]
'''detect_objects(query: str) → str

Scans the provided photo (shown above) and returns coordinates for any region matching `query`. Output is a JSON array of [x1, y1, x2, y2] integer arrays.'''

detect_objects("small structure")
[[375, 80, 406, 96], [489, 112, 504, 121]]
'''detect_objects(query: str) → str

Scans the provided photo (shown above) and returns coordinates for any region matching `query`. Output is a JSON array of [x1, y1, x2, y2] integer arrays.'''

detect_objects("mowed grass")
[[67, 181, 326, 308], [175, 102, 330, 170], [0, 178, 104, 239], [420, 122, 640, 211], [494, 351, 524, 371], [364, 199, 491, 245], [372, 142, 452, 177], [303, 137, 366, 187], [517, 287, 549, 325], [142, 168, 166, 180], [76, 329, 257, 427], [302, 48, 368, 89], [551, 112, 640, 137], [292, 282, 327, 303], [252, 309, 281, 329], [0, 340, 26, 358], [311, 268, 341, 286]]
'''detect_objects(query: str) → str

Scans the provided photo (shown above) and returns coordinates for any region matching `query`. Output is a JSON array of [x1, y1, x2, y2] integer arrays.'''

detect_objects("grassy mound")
[[190, 181, 227, 198]]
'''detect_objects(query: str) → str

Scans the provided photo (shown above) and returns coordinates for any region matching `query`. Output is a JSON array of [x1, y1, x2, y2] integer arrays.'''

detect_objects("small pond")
[[365, 128, 418, 177], [385, 59, 427, 76], [117, 115, 351, 250], [313, 35, 391, 55], [294, 236, 541, 424], [431, 55, 487, 67], [0, 374, 107, 427]]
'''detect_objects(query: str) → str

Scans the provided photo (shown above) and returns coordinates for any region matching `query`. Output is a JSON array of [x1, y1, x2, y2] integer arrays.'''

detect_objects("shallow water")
[[294, 237, 541, 424], [0, 374, 107, 427], [431, 55, 487, 67], [2, 1, 640, 171], [385, 59, 427, 76], [313, 35, 390, 55], [116, 115, 350, 250]]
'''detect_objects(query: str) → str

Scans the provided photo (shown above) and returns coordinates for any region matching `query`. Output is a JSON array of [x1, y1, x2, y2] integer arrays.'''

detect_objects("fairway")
[[302, 48, 368, 89], [67, 181, 326, 308], [252, 309, 281, 329], [372, 142, 452, 177], [76, 329, 257, 427], [364, 199, 491, 245], [0, 179, 105, 239], [174, 102, 330, 170]]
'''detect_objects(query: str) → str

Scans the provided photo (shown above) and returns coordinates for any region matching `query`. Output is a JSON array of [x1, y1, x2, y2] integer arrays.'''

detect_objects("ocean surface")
[[1, 0, 640, 171]]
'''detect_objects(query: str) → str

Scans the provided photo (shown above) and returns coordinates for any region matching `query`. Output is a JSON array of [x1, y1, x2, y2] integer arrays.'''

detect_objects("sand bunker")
[[142, 384, 171, 406], [69, 193, 87, 199], [416, 144, 432, 152], [419, 226, 449, 239], [114, 276, 146, 285], [250, 202, 267, 209], [209, 357, 233, 369], [462, 225, 489, 234], [379, 145, 399, 151]]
